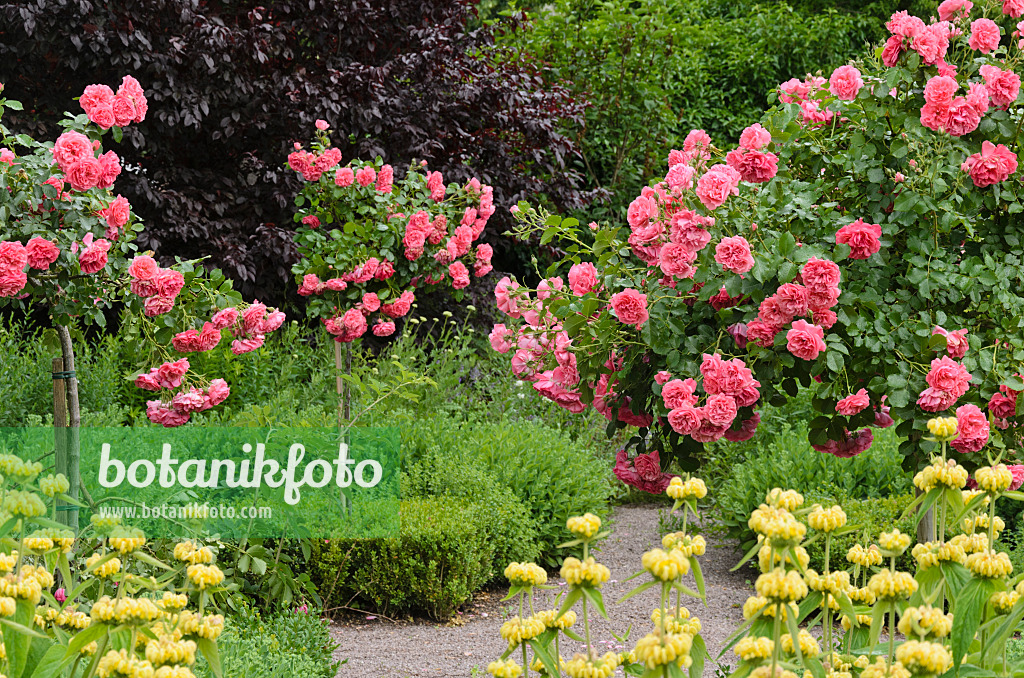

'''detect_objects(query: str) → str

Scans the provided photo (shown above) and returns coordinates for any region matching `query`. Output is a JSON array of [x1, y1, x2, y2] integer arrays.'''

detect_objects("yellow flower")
[[808, 504, 847, 532], [110, 528, 147, 555], [0, 455, 43, 481], [990, 591, 1020, 614], [750, 667, 797, 678], [562, 652, 619, 678], [961, 514, 1005, 537], [976, 464, 1013, 493], [898, 606, 953, 638], [642, 548, 690, 582], [914, 460, 968, 492], [0, 552, 16, 573], [806, 570, 851, 597], [913, 541, 967, 569], [849, 587, 876, 605], [847, 543, 883, 567], [54, 607, 90, 629], [185, 564, 224, 590], [23, 536, 53, 553], [867, 570, 918, 601], [504, 562, 547, 587], [91, 596, 162, 626], [735, 636, 774, 660], [840, 614, 873, 630], [97, 649, 155, 678], [0, 572, 41, 605], [895, 640, 952, 676], [153, 667, 196, 678], [560, 557, 610, 588], [663, 533, 706, 557], [962, 489, 989, 508], [487, 659, 522, 678], [667, 476, 707, 501], [87, 554, 122, 579], [966, 550, 1013, 579], [755, 568, 808, 603], [172, 542, 213, 565], [90, 514, 122, 534], [861, 658, 911, 678], [536, 608, 576, 629], [178, 612, 224, 640], [742, 595, 798, 621], [144, 635, 197, 667], [159, 593, 189, 612], [781, 629, 820, 658], [39, 473, 70, 498], [633, 630, 693, 669], [3, 490, 45, 518], [950, 532, 989, 554], [926, 417, 957, 441], [758, 544, 809, 573], [765, 488, 804, 511], [499, 616, 546, 647], [0, 595, 14, 616], [878, 529, 912, 556], [748, 505, 806, 547], [651, 608, 701, 635], [566, 513, 602, 539]]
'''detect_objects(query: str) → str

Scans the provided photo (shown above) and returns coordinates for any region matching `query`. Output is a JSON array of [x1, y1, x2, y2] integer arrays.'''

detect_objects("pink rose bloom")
[[786, 319, 827, 360], [88, 104, 115, 129], [231, 335, 266, 354], [156, 269, 185, 299], [210, 307, 239, 330], [836, 218, 882, 259], [79, 238, 110, 274], [96, 151, 121, 189], [924, 75, 958, 106], [887, 11, 926, 38], [813, 308, 838, 329], [969, 18, 1001, 52], [926, 355, 973, 398], [778, 77, 811, 103], [659, 243, 697, 278], [449, 261, 470, 289], [51, 131, 93, 171], [695, 165, 741, 211], [758, 295, 792, 327], [375, 164, 393, 193], [873, 402, 895, 428], [489, 324, 512, 353], [917, 386, 958, 412], [704, 394, 738, 427], [739, 123, 772, 150], [206, 379, 231, 406], [117, 75, 147, 122], [962, 140, 1018, 186], [613, 449, 675, 494], [683, 129, 712, 159], [938, 0, 974, 20], [725, 148, 779, 183], [426, 171, 446, 201], [714, 236, 755, 274], [912, 23, 950, 65], [355, 166, 376, 187], [746, 320, 780, 347], [627, 195, 658, 231], [172, 329, 203, 352], [933, 326, 969, 358], [25, 237, 59, 270], [372, 321, 396, 337], [143, 295, 175, 316], [980, 65, 1021, 109], [111, 93, 137, 126], [989, 391, 1018, 419], [610, 288, 649, 327], [801, 257, 841, 291], [669, 215, 712, 253], [724, 413, 761, 442], [807, 286, 841, 312], [65, 157, 102, 192], [301, 215, 320, 228], [315, 119, 329, 131], [690, 420, 729, 443], [260, 310, 286, 333], [668, 405, 703, 435], [335, 167, 354, 186], [882, 35, 905, 67], [775, 282, 809, 317], [950, 403, 989, 452], [829, 65, 863, 101], [966, 82, 990, 115], [134, 373, 161, 391], [101, 195, 132, 234], [655, 371, 671, 385], [836, 388, 870, 416], [662, 378, 697, 409], [361, 293, 381, 313], [944, 98, 982, 136], [381, 290, 414, 318], [80, 84, 115, 114], [1007, 0, 1024, 17], [665, 163, 694, 190], [155, 358, 189, 389]]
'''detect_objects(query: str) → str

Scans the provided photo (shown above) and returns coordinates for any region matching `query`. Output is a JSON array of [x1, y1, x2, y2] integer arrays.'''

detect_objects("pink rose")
[[110, 93, 137, 126], [724, 149, 779, 183], [231, 335, 266, 354], [261, 310, 286, 333], [610, 288, 649, 327], [101, 195, 131, 235], [96, 151, 121, 189], [655, 371, 671, 385], [335, 167, 354, 186], [24, 237, 59, 270], [662, 378, 697, 409], [665, 163, 695, 190], [746, 320, 780, 348], [775, 283, 809, 317], [952, 403, 989, 453], [144, 295, 175, 317], [690, 420, 729, 443], [807, 286, 841, 312], [695, 165, 741, 211], [933, 326, 969, 358], [836, 218, 882, 259], [1007, 0, 1024, 17], [786, 319, 827, 360], [836, 388, 870, 416], [758, 295, 792, 327], [944, 97, 983, 137], [65, 157, 102, 192], [882, 35, 905, 67], [627, 195, 658, 231], [912, 23, 949, 65], [962, 141, 1018, 187], [659, 243, 697, 278], [813, 309, 838, 329], [80, 84, 115, 114], [684, 129, 712, 159], [375, 164, 393, 193], [714, 236, 755, 274], [206, 379, 231, 406], [301, 215, 320, 228], [924, 76, 958, 106], [613, 449, 675, 494], [79, 238, 110, 274], [801, 257, 841, 291], [968, 18, 1001, 52], [989, 392, 1018, 419], [489, 324, 512, 353], [209, 309, 238, 332], [88, 104, 115, 129], [51, 131, 92, 171], [926, 356, 972, 398], [980, 65, 1021, 109], [355, 166, 376, 187], [704, 394, 738, 427], [156, 269, 185, 299], [449, 261, 470, 289], [361, 293, 381, 313], [667, 405, 702, 435], [724, 414, 760, 442], [372, 321, 397, 337], [938, 0, 973, 21], [739, 123, 771, 150], [829, 65, 863, 101], [917, 386, 958, 412], [381, 290, 414, 319]]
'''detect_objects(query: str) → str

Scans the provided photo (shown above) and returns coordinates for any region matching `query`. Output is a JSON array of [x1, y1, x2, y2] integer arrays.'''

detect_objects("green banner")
[[0, 427, 400, 539]]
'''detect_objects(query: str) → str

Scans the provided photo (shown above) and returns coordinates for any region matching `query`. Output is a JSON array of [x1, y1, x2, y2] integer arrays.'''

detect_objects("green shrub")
[[805, 494, 918, 574], [404, 448, 541, 575], [400, 413, 614, 566], [310, 497, 494, 620], [715, 422, 913, 549], [193, 603, 341, 678]]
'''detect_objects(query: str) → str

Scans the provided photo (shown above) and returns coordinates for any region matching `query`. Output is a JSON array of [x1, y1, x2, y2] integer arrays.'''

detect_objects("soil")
[[330, 503, 754, 677]]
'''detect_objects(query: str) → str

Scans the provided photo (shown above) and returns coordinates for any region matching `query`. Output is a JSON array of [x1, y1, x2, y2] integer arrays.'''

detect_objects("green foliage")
[[193, 604, 341, 678], [404, 449, 541, 577], [401, 412, 614, 566], [714, 422, 913, 549], [807, 493, 917, 573], [309, 498, 495, 620], [506, 0, 875, 221]]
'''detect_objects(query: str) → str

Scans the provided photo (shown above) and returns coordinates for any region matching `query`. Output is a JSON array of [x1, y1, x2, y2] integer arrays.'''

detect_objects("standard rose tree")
[[491, 2, 1024, 483], [0, 79, 284, 433]]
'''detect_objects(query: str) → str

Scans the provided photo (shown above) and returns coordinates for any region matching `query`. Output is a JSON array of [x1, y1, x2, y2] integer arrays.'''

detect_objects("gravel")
[[331, 503, 753, 677]]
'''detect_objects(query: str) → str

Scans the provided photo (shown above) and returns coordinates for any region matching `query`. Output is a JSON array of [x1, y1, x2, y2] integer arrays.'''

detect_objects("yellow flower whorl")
[[765, 488, 804, 511], [847, 544, 883, 567], [504, 562, 547, 587], [642, 548, 690, 582], [867, 570, 918, 601], [560, 557, 610, 588], [926, 417, 957, 441], [808, 504, 847, 532], [878, 529, 912, 556], [562, 652, 619, 678], [97, 649, 155, 678], [633, 630, 693, 669], [566, 513, 602, 539], [536, 608, 576, 629], [667, 476, 707, 500], [895, 640, 952, 676], [87, 554, 122, 579], [39, 473, 70, 498], [755, 568, 809, 603], [976, 464, 1013, 493], [966, 550, 1013, 579], [898, 606, 953, 639], [487, 659, 522, 678], [185, 564, 224, 590], [781, 629, 820, 658], [734, 636, 773, 661], [499, 616, 546, 647]]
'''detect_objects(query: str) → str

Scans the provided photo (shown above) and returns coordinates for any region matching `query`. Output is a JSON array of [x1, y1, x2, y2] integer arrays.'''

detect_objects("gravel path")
[[331, 503, 752, 677]]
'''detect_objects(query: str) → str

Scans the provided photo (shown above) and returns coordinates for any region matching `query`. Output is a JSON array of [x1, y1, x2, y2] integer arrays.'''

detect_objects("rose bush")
[[287, 123, 494, 342], [0, 81, 284, 429], [491, 1, 1024, 478]]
